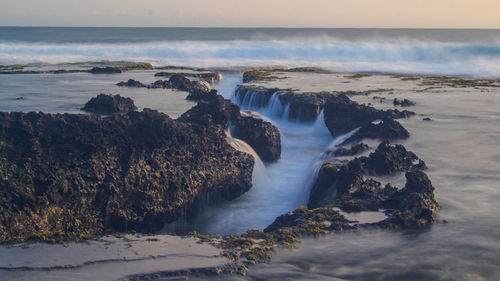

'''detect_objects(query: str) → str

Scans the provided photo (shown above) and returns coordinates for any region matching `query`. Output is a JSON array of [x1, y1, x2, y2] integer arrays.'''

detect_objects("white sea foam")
[[2, 39, 500, 77]]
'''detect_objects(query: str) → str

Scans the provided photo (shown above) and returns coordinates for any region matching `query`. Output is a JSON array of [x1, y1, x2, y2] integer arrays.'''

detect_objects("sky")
[[1, 0, 499, 28]]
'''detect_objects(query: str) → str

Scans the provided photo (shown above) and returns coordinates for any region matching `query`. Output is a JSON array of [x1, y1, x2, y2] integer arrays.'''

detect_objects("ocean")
[[1, 27, 500, 77], [1, 27, 500, 281]]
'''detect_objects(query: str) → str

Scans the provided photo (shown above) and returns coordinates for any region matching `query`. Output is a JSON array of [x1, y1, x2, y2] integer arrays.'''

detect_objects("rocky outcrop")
[[307, 139, 437, 228], [232, 116, 281, 163], [81, 94, 137, 114], [393, 98, 416, 107], [116, 79, 146, 87], [361, 140, 426, 175], [179, 95, 281, 162], [117, 74, 215, 101], [323, 94, 413, 138], [0, 107, 254, 243], [343, 118, 410, 144], [89, 67, 122, 74], [154, 72, 223, 83]]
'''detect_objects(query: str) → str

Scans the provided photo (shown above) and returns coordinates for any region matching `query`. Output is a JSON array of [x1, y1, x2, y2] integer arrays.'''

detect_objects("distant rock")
[[423, 117, 433, 121], [154, 72, 223, 83], [393, 98, 416, 107], [81, 94, 137, 114], [116, 79, 146, 87], [116, 74, 215, 101], [89, 67, 122, 74]]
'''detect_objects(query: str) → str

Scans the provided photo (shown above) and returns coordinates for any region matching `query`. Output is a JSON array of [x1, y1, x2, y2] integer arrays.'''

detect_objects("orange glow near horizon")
[[0, 0, 499, 28]]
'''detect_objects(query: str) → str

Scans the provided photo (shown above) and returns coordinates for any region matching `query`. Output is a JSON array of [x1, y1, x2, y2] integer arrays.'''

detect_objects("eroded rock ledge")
[[0, 101, 255, 243]]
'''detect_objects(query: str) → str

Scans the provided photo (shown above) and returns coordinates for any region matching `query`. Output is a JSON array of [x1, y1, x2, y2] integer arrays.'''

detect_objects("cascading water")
[[171, 74, 358, 235], [225, 128, 270, 188]]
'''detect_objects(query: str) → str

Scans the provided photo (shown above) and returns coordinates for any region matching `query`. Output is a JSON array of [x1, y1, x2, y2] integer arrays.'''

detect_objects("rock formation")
[[0, 102, 255, 242], [81, 94, 137, 114]]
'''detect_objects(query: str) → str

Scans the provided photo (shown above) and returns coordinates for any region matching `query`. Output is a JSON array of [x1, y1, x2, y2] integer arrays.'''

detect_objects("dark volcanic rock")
[[360, 140, 426, 175], [423, 117, 433, 122], [117, 74, 214, 101], [179, 95, 240, 127], [328, 143, 369, 157], [154, 72, 223, 83], [264, 206, 352, 233], [116, 79, 146, 87], [307, 142, 438, 228], [89, 67, 122, 74], [344, 118, 410, 144], [180, 95, 281, 162], [81, 94, 137, 114], [323, 94, 413, 137], [379, 171, 439, 228], [393, 98, 416, 107], [0, 109, 254, 242], [233, 116, 281, 163]]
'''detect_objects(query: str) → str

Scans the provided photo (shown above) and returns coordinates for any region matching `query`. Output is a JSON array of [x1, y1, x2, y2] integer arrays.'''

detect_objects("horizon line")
[[1, 25, 500, 30]]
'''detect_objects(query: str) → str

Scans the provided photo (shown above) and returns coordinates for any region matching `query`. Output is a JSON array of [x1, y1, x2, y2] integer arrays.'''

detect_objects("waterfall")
[[303, 128, 360, 195], [225, 129, 270, 188]]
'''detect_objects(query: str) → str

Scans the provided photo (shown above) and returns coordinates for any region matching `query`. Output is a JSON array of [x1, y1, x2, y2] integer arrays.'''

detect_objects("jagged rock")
[[328, 143, 369, 157], [233, 116, 281, 162], [89, 67, 122, 74], [179, 95, 240, 127], [378, 171, 439, 228], [360, 140, 426, 175], [81, 94, 137, 114], [180, 95, 281, 162], [0, 108, 254, 242], [116, 79, 146, 87], [307, 142, 438, 228], [393, 98, 416, 107], [323, 94, 413, 137], [343, 118, 410, 144]]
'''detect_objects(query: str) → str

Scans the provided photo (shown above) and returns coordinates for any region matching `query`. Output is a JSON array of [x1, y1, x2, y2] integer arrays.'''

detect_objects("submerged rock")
[[0, 108, 254, 243], [89, 67, 122, 74], [81, 94, 137, 114]]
